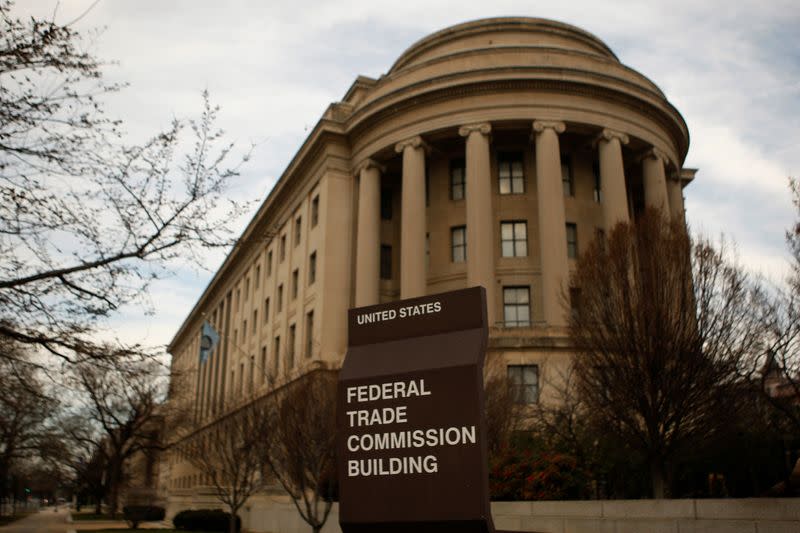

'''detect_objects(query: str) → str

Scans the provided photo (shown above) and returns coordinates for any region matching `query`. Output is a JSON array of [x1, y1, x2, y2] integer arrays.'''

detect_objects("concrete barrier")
[[165, 495, 800, 533]]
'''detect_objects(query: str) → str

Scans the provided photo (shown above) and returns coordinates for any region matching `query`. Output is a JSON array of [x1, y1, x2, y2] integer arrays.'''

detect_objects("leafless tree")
[[569, 209, 766, 498], [0, 339, 55, 516], [262, 369, 337, 533], [67, 354, 167, 517], [0, 1, 253, 364], [483, 355, 523, 456], [184, 400, 269, 533]]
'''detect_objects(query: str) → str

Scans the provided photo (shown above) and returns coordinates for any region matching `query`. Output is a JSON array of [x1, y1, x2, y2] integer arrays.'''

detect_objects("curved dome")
[[389, 17, 619, 74]]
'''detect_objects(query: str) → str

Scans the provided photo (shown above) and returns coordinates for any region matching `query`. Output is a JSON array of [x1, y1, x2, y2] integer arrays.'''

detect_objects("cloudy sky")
[[18, 0, 800, 351]]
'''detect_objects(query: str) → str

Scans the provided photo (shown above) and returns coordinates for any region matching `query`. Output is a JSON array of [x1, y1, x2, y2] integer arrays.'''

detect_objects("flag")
[[199, 321, 220, 364]]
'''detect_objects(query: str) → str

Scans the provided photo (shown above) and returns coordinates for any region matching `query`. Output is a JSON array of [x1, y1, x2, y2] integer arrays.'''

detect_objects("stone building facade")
[[163, 17, 694, 529]]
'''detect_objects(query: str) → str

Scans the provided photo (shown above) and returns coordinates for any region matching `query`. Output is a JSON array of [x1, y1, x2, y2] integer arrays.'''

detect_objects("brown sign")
[[338, 287, 495, 533]]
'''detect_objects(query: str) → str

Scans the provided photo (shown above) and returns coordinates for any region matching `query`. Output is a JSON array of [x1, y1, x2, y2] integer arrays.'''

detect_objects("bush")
[[490, 448, 589, 500], [173, 509, 240, 532], [122, 505, 165, 529]]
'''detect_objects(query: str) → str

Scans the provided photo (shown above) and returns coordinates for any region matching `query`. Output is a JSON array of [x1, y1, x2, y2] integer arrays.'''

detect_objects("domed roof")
[[389, 17, 619, 74]]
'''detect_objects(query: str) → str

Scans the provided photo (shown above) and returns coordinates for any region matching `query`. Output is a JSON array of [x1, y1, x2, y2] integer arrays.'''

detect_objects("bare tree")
[[0, 339, 55, 516], [262, 369, 337, 533], [483, 355, 522, 457], [569, 209, 765, 498], [67, 355, 167, 517], [0, 1, 252, 364], [184, 401, 269, 533]]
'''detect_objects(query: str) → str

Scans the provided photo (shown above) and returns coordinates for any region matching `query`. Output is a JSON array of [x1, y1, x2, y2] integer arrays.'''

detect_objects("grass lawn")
[[72, 512, 116, 520]]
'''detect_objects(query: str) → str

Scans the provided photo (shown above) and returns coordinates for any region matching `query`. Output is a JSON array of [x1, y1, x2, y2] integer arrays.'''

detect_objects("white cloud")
[[12, 0, 800, 350]]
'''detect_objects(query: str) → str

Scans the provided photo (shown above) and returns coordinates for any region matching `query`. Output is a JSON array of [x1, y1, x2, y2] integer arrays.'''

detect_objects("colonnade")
[[354, 121, 684, 326]]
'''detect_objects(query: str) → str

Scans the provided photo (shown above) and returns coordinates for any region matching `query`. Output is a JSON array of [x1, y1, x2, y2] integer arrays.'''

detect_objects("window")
[[294, 216, 302, 246], [261, 346, 267, 383], [503, 286, 531, 327], [451, 226, 466, 263], [498, 153, 524, 194], [249, 355, 255, 392], [311, 195, 319, 227], [239, 362, 244, 394], [233, 329, 238, 347], [561, 155, 574, 196], [501, 221, 528, 257], [273, 336, 280, 376], [288, 324, 296, 370], [308, 251, 316, 285], [277, 284, 283, 312], [450, 158, 465, 200], [380, 245, 392, 280], [507, 364, 539, 404], [306, 311, 314, 358], [569, 287, 582, 314], [255, 265, 260, 288], [292, 269, 299, 300], [267, 250, 273, 277], [242, 320, 247, 341], [381, 187, 393, 220], [252, 310, 257, 334], [595, 228, 606, 251], [279, 234, 286, 262], [244, 276, 250, 299], [592, 160, 602, 202], [236, 288, 241, 310], [566, 223, 578, 259], [264, 298, 269, 323]]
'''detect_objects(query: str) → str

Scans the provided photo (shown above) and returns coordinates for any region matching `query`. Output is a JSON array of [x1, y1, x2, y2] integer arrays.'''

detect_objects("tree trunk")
[[229, 511, 237, 533], [650, 460, 666, 499], [108, 460, 122, 518]]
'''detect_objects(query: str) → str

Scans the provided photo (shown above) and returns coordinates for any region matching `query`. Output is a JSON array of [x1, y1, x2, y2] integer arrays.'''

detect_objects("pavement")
[[0, 507, 69, 533]]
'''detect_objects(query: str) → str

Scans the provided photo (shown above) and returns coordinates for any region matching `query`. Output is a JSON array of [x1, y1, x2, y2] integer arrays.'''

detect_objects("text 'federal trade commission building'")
[[163, 17, 693, 528]]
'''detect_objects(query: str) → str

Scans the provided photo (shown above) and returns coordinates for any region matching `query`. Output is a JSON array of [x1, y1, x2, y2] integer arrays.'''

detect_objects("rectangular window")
[[277, 284, 283, 312], [569, 287, 582, 314], [242, 320, 247, 341], [288, 324, 296, 370], [255, 265, 260, 289], [308, 251, 316, 285], [295, 216, 302, 246], [503, 286, 531, 327], [451, 226, 466, 263], [311, 195, 319, 227], [500, 221, 528, 257], [450, 158, 466, 200], [507, 364, 539, 404], [280, 234, 286, 262], [292, 269, 299, 300], [592, 160, 602, 203], [261, 346, 267, 383], [233, 329, 238, 347], [249, 355, 255, 392], [561, 154, 574, 196], [498, 153, 525, 195], [273, 336, 280, 376], [252, 310, 257, 334], [267, 250, 273, 277], [244, 277, 250, 300], [380, 245, 392, 280], [264, 298, 269, 323], [239, 362, 244, 394], [306, 311, 314, 358], [381, 187, 393, 220], [566, 222, 578, 259], [236, 288, 241, 311]]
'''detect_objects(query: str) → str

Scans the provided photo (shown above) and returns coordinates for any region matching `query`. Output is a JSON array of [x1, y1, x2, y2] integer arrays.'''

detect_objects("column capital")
[[598, 128, 630, 145], [641, 147, 669, 164], [532, 120, 566, 134], [458, 122, 492, 137], [394, 135, 430, 154], [356, 158, 385, 175]]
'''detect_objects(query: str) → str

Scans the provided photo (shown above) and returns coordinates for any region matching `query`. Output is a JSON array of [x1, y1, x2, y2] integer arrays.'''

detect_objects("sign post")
[[338, 287, 495, 533]]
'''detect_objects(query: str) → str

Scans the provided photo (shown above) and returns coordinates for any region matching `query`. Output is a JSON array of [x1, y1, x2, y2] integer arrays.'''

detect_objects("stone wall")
[[166, 494, 800, 533]]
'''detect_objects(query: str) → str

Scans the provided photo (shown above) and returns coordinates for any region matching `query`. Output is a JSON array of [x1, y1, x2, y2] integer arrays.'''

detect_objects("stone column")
[[459, 122, 495, 324], [354, 159, 383, 307], [667, 177, 685, 222], [598, 128, 630, 231], [642, 147, 670, 216], [395, 136, 428, 299], [533, 120, 569, 328]]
